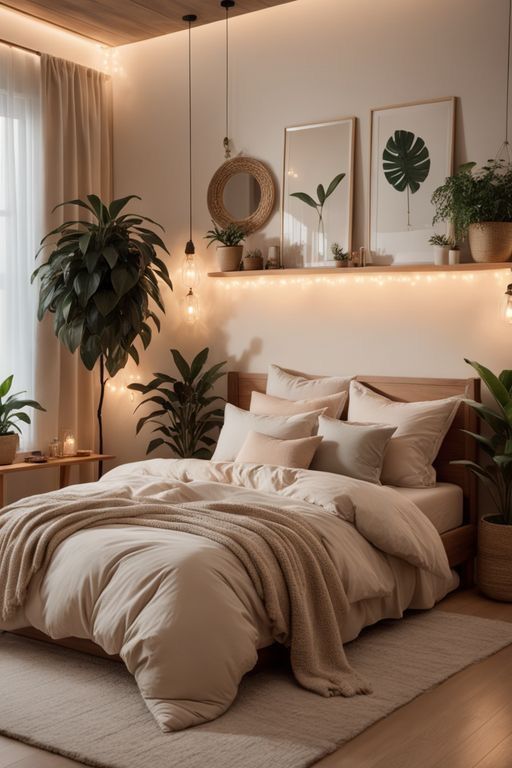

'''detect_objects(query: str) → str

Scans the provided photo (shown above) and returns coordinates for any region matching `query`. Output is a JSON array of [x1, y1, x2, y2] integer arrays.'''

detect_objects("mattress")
[[389, 483, 463, 534]]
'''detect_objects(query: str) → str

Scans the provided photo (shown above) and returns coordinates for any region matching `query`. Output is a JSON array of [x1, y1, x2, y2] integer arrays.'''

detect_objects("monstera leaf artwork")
[[383, 130, 431, 228]]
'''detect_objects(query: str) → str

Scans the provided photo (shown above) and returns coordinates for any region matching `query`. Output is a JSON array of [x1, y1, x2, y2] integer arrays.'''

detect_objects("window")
[[0, 45, 42, 448]]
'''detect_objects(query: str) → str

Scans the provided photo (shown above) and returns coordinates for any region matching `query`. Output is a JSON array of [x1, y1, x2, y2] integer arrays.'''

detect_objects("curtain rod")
[[0, 38, 41, 56]]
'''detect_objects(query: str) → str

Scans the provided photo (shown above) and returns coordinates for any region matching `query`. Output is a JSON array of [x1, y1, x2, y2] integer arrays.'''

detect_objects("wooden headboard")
[[227, 372, 480, 527]]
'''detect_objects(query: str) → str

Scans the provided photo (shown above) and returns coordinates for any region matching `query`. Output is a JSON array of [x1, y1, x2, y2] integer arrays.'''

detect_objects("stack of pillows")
[[211, 364, 461, 488]]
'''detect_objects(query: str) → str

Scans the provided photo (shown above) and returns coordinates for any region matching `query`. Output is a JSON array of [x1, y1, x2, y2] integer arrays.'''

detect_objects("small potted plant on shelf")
[[0, 375, 45, 465], [243, 249, 263, 271], [448, 239, 460, 265], [432, 160, 512, 263], [330, 242, 349, 267], [428, 234, 451, 265], [453, 359, 512, 601], [205, 221, 246, 272]]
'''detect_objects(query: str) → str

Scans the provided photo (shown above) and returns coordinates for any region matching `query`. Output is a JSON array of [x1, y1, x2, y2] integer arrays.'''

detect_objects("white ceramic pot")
[[217, 245, 243, 272], [468, 222, 512, 263], [0, 433, 18, 465], [448, 249, 460, 265], [433, 246, 449, 265]]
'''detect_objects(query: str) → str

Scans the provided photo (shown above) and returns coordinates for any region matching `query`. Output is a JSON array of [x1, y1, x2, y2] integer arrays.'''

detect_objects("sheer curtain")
[[34, 55, 112, 457], [0, 44, 42, 449]]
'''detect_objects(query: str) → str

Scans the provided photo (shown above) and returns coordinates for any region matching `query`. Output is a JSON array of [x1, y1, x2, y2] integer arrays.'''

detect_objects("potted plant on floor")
[[454, 359, 512, 601], [0, 375, 45, 465], [33, 194, 172, 468], [128, 347, 226, 458], [432, 160, 512, 263], [205, 222, 246, 272]]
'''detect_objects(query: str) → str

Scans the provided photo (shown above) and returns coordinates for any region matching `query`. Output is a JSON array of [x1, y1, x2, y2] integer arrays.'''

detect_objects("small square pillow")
[[235, 430, 323, 469], [266, 364, 352, 401], [250, 390, 347, 419], [310, 416, 397, 484], [347, 380, 461, 487], [212, 403, 323, 462]]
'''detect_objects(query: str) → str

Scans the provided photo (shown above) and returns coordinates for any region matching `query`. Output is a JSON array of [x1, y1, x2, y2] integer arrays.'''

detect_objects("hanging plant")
[[383, 130, 431, 228], [32, 194, 172, 464]]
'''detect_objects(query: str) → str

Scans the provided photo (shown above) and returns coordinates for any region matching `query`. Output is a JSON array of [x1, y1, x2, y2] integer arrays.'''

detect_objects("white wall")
[[108, 0, 512, 464]]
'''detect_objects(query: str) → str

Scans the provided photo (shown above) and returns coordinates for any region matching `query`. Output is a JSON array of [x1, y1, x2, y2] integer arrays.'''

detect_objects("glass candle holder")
[[62, 430, 77, 457]]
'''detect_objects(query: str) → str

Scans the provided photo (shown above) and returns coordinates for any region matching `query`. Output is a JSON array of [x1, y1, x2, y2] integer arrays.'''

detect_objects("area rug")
[[1, 611, 512, 768]]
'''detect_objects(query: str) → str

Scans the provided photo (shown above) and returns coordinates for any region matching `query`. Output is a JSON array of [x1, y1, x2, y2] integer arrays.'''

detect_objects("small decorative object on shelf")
[[266, 245, 280, 269], [0, 375, 45, 466], [331, 242, 349, 267], [448, 243, 460, 265], [428, 233, 451, 265], [243, 249, 263, 271], [48, 437, 61, 458], [62, 430, 77, 457], [205, 221, 246, 271]]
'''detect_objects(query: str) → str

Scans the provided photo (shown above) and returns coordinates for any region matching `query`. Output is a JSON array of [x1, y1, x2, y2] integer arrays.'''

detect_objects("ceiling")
[[1, 0, 296, 46]]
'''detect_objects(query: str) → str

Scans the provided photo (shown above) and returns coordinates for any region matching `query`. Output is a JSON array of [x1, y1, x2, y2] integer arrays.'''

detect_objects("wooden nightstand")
[[0, 453, 114, 507]]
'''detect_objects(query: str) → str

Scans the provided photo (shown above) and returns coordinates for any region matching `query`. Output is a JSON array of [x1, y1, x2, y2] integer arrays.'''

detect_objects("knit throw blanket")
[[0, 491, 370, 697]]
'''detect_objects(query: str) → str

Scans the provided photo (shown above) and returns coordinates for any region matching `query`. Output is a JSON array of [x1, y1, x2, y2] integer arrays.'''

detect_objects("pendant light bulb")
[[184, 287, 199, 324], [182, 252, 200, 289]]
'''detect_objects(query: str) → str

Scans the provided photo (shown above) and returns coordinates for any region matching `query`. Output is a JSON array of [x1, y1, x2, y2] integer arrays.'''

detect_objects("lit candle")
[[62, 432, 76, 456]]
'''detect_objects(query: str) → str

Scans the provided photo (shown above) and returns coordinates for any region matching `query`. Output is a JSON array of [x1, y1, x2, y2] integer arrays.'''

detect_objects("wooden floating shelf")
[[208, 263, 512, 278]]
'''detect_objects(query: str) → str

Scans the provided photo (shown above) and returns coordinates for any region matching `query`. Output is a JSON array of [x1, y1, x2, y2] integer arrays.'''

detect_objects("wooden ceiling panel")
[[0, 0, 296, 46]]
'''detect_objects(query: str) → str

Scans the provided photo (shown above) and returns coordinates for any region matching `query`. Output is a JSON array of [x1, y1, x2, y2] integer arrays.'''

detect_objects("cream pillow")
[[250, 390, 346, 419], [212, 403, 323, 462], [347, 380, 461, 487], [235, 430, 323, 469], [310, 416, 397, 484], [266, 364, 351, 401]]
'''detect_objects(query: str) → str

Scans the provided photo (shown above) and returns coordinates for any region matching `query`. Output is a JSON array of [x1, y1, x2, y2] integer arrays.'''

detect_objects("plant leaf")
[[325, 173, 345, 199], [290, 192, 319, 209], [383, 131, 430, 194]]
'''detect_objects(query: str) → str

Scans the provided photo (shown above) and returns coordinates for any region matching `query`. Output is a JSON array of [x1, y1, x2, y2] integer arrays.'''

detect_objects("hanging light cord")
[[496, 0, 512, 163], [222, 1, 234, 158], [184, 15, 196, 254]]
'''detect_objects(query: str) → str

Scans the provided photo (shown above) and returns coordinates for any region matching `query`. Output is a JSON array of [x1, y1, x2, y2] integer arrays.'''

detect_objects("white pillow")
[[266, 364, 351, 401], [212, 403, 323, 462], [347, 380, 461, 488], [310, 416, 396, 484], [235, 431, 323, 469], [250, 390, 346, 419]]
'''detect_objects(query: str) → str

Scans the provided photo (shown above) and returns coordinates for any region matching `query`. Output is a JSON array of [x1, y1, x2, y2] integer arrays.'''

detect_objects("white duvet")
[[0, 459, 455, 731]]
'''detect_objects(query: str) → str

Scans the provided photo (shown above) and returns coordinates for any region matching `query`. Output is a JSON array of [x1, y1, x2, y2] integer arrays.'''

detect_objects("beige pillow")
[[310, 416, 397, 484], [235, 430, 323, 469], [347, 380, 461, 487], [266, 364, 351, 401], [250, 390, 346, 419], [212, 403, 323, 462]]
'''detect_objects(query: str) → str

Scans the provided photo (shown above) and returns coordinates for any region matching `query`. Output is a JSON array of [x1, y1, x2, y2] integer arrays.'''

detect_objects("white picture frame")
[[369, 97, 455, 265], [281, 117, 355, 268]]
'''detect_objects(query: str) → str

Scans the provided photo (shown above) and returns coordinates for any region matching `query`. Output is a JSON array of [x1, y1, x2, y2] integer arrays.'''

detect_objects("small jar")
[[48, 437, 61, 458]]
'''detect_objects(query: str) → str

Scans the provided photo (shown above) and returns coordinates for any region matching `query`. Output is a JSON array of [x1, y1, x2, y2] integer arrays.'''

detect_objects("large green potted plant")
[[32, 194, 172, 460], [205, 221, 246, 272], [128, 347, 226, 458], [454, 359, 512, 601], [0, 375, 45, 465], [432, 160, 512, 262]]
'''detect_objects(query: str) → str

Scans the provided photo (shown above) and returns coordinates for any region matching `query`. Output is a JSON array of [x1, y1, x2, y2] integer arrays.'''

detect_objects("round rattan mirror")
[[207, 157, 275, 234]]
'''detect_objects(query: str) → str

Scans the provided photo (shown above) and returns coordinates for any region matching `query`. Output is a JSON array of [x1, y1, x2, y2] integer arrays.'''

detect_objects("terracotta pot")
[[243, 256, 263, 271], [217, 245, 243, 272], [478, 514, 512, 601], [0, 433, 18, 465], [468, 222, 512, 263]]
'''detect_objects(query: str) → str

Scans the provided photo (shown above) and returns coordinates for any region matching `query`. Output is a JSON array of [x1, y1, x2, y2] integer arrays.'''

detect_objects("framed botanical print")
[[369, 97, 455, 264], [281, 117, 355, 268]]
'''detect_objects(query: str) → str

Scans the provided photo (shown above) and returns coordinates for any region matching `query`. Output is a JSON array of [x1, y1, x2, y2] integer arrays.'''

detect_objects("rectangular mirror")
[[281, 117, 355, 268]]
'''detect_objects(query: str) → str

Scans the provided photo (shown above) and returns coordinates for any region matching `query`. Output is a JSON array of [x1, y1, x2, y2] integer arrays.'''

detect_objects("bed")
[[1, 373, 480, 732]]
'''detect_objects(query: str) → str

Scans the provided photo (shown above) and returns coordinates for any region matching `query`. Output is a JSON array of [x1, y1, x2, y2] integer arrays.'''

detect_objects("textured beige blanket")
[[0, 491, 369, 699]]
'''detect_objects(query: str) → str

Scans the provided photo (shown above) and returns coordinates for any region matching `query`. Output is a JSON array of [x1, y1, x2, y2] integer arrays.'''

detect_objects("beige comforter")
[[0, 459, 454, 731]]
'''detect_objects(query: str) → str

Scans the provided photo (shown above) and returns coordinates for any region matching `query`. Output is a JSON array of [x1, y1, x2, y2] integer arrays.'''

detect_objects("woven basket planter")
[[0, 433, 18, 465], [468, 222, 512, 263], [217, 246, 243, 272], [478, 514, 512, 601], [243, 256, 263, 271]]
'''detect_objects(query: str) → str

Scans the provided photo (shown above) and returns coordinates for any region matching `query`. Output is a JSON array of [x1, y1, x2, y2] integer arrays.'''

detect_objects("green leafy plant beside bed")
[[128, 348, 227, 459], [454, 359, 512, 525]]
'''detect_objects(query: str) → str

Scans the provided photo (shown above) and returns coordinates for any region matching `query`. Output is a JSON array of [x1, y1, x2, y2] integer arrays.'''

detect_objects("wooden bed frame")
[[13, 372, 480, 659], [228, 371, 481, 580]]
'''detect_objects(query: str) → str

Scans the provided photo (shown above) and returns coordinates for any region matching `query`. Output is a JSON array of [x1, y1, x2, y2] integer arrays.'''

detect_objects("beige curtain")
[[34, 55, 113, 458]]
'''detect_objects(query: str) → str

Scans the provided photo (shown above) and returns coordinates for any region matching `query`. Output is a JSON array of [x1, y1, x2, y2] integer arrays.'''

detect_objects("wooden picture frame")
[[369, 97, 455, 265]]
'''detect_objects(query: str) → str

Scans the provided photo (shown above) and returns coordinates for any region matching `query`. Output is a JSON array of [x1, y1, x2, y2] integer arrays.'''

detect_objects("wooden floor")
[[0, 589, 511, 768]]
